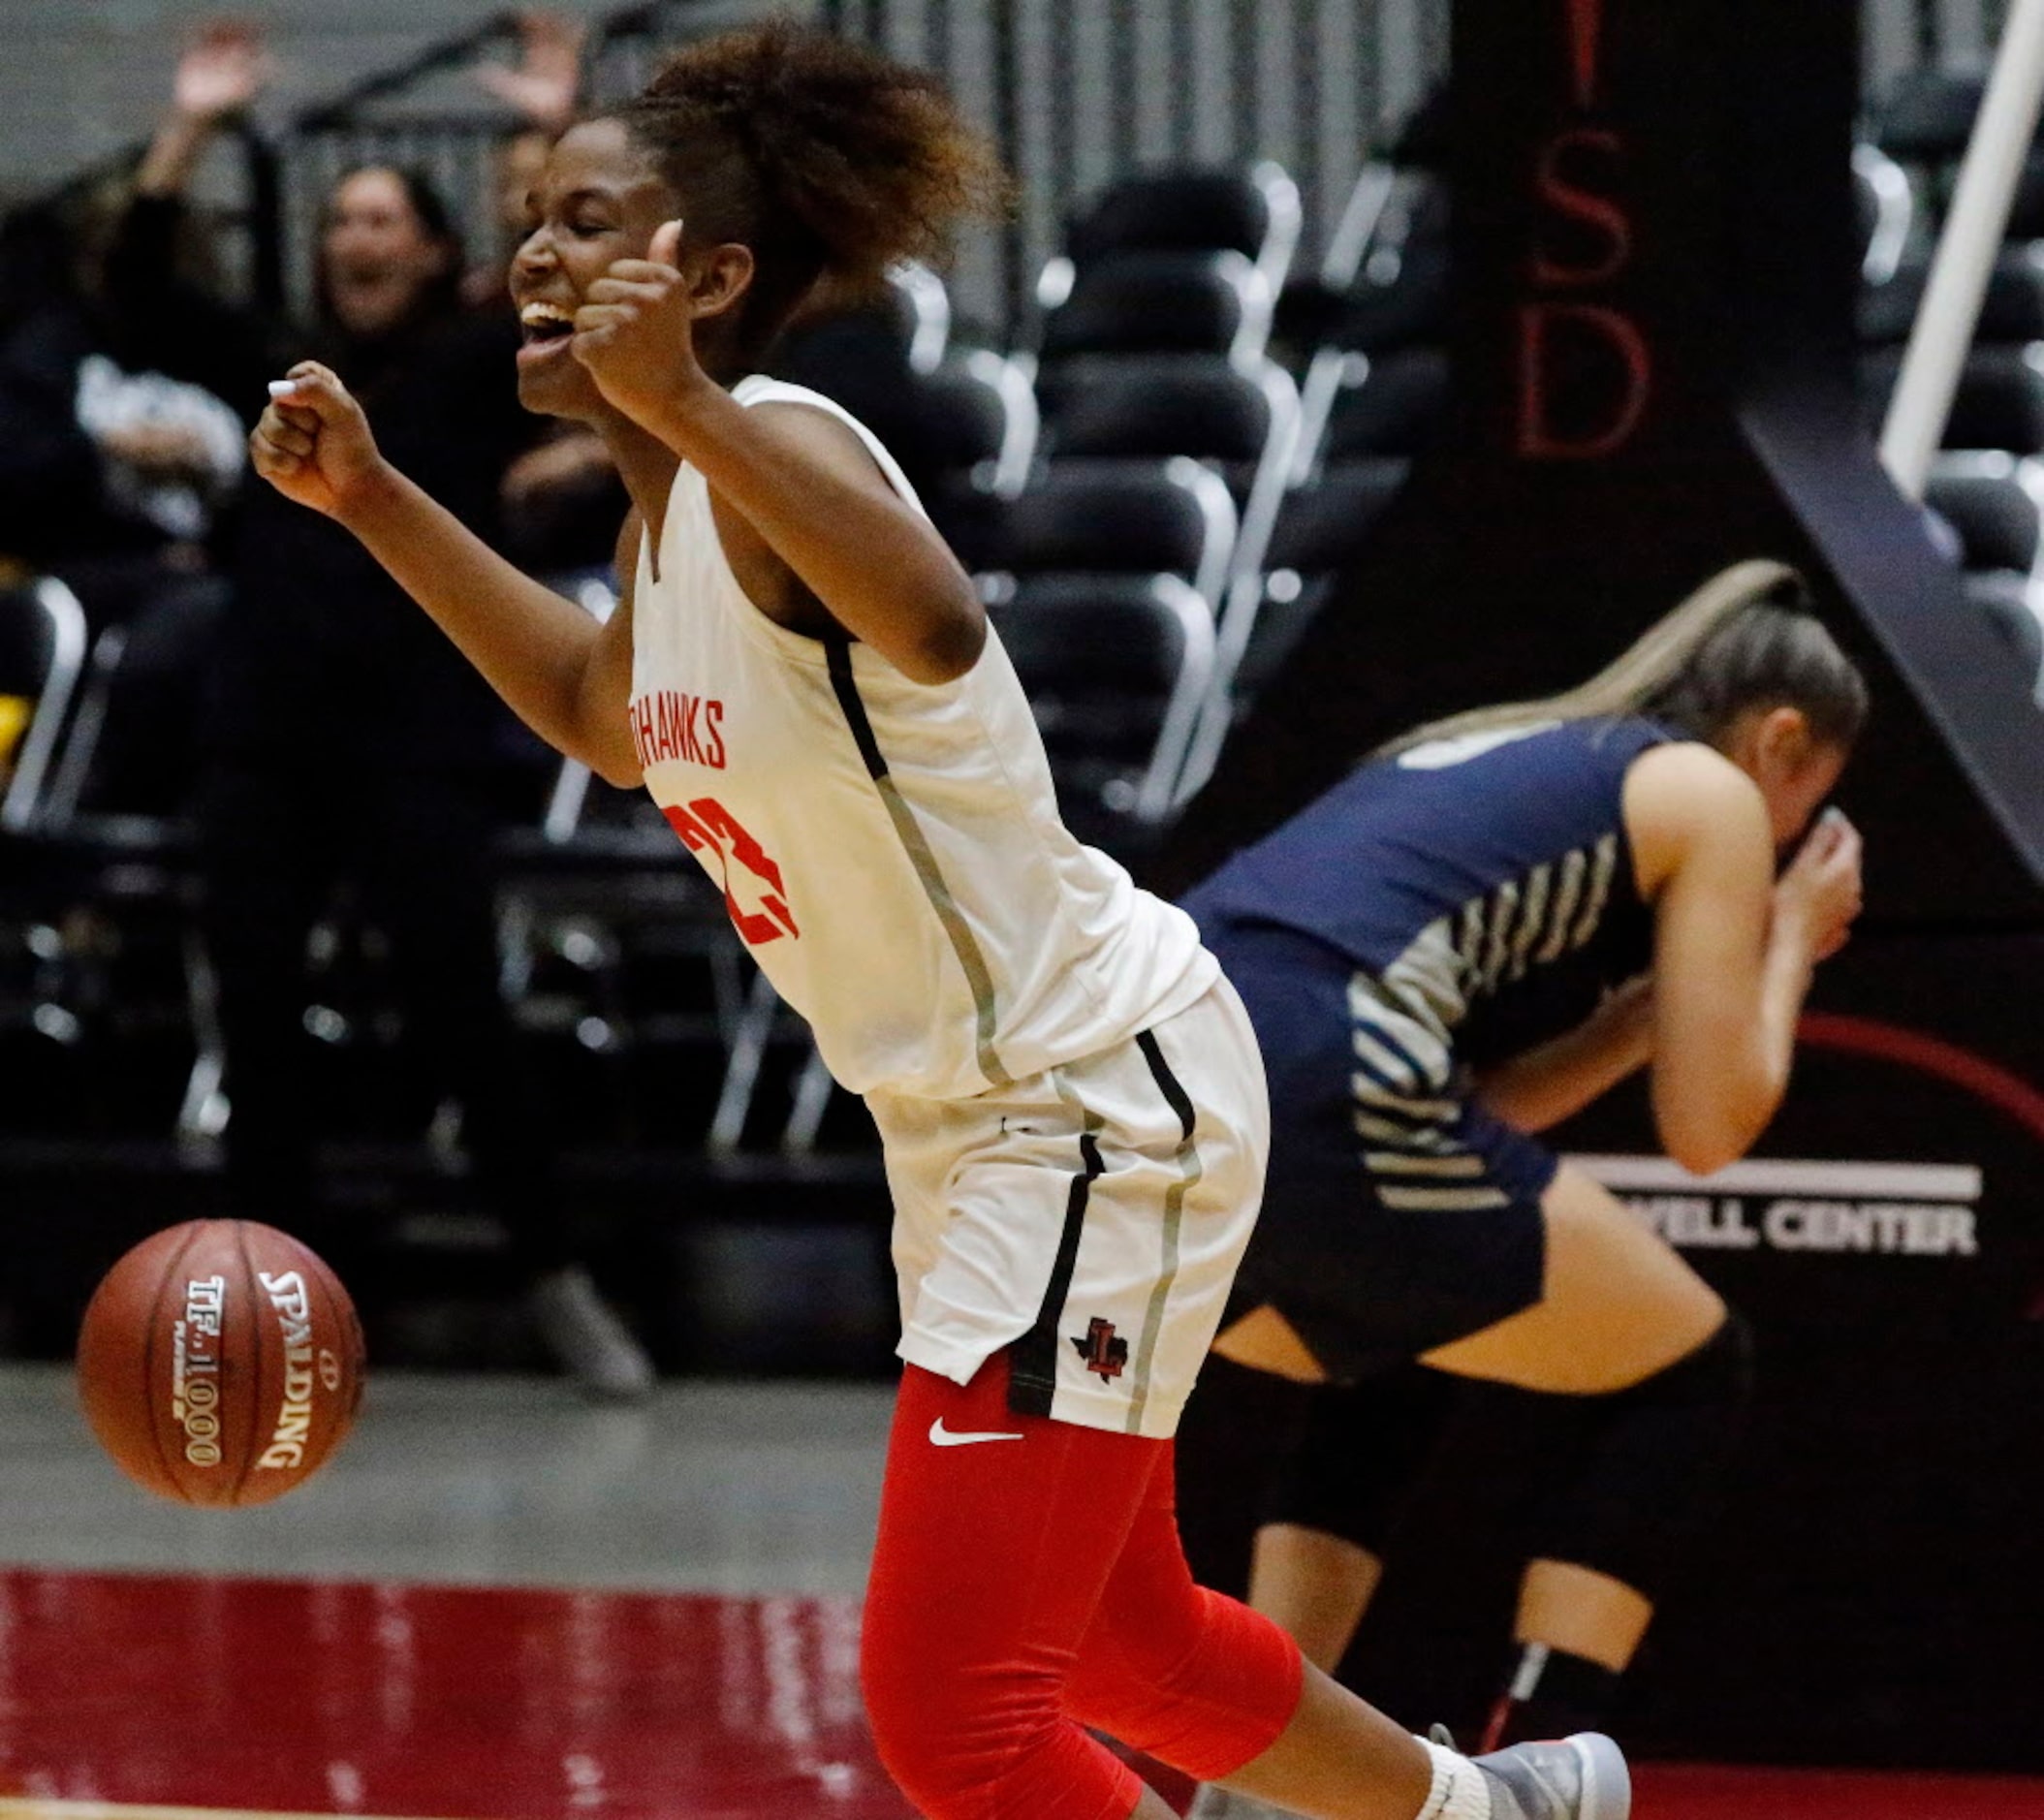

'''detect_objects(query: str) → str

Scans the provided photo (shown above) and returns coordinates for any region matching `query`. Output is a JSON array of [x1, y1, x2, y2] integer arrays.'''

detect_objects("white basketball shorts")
[[868, 977, 1269, 1440]]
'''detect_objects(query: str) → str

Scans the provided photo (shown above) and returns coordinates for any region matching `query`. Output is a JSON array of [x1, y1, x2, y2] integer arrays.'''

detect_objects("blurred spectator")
[[120, 21, 652, 1397], [468, 13, 628, 578], [465, 12, 586, 310], [0, 186, 243, 628]]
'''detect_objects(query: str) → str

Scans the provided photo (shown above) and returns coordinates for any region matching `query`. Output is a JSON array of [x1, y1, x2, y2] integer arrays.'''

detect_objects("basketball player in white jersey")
[[249, 23, 1625, 1819]]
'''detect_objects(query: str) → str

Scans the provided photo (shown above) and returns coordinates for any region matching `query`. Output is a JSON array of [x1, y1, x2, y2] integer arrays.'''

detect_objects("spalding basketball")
[[77, 1220, 365, 1507]]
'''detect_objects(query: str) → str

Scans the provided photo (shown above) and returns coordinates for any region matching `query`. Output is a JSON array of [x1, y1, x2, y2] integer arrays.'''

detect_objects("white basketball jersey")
[[629, 375, 1216, 1101]]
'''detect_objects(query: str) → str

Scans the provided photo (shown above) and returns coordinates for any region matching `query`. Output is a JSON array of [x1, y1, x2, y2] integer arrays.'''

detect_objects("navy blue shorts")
[[1211, 925, 1554, 1382]]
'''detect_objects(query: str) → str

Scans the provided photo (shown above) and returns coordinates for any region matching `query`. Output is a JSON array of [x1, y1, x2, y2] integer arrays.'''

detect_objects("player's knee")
[[863, 1674, 1106, 1818], [1067, 1587, 1303, 1784], [861, 1619, 1046, 1810], [1531, 1310, 1755, 1599], [1637, 1307, 1754, 1414]]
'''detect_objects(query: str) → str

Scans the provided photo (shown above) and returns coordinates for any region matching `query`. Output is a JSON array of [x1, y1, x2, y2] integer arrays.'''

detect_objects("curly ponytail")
[[614, 19, 1011, 364]]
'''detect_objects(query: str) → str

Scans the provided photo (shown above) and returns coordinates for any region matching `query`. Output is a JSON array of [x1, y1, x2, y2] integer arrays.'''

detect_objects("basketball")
[[77, 1220, 365, 1507]]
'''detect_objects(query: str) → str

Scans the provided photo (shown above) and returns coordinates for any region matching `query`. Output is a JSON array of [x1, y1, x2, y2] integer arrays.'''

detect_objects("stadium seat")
[[9, 581, 219, 1133], [1281, 166, 1451, 366], [1923, 451, 2044, 702], [1038, 352, 1297, 472], [1060, 161, 1302, 294], [1177, 459, 1412, 802], [1926, 450, 2044, 578], [1874, 66, 1988, 169], [1966, 572, 2044, 696], [1301, 345, 1454, 465], [1852, 141, 1915, 286], [959, 456, 1239, 613], [1033, 354, 1300, 584], [0, 577, 87, 835], [906, 349, 1039, 551], [1861, 344, 2044, 455], [912, 350, 1037, 494], [1037, 248, 1274, 363], [886, 260, 951, 374], [1859, 244, 2044, 346], [986, 570, 1215, 848]]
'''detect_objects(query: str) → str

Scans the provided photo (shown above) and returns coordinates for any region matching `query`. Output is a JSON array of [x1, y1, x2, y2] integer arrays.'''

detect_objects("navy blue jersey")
[[1186, 716, 1669, 1068]]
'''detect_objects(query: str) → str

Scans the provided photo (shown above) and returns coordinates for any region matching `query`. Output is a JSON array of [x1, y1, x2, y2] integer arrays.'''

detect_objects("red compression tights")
[[861, 1358, 1304, 1820]]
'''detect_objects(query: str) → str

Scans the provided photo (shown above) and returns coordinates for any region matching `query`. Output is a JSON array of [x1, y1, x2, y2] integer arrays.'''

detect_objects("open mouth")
[[519, 301, 577, 352]]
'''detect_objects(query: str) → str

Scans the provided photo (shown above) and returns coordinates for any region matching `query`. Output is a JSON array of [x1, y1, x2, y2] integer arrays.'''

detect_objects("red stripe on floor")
[[5, 1570, 2042, 1818], [1632, 1764, 2044, 1819]]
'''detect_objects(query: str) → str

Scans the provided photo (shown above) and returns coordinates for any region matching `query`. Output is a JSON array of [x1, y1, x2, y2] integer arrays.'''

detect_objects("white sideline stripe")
[[0, 1805, 451, 1820], [1567, 1154, 1983, 1201]]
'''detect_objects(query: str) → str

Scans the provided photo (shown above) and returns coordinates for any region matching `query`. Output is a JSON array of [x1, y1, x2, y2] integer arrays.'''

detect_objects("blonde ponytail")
[[1378, 559, 1815, 758]]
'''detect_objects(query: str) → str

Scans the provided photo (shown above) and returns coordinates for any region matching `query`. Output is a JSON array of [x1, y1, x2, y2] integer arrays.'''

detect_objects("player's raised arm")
[[1625, 742, 1862, 1175], [568, 219, 985, 684], [250, 362, 642, 785]]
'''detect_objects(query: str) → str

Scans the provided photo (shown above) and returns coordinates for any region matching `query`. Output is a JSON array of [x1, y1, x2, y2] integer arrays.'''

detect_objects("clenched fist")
[[249, 362, 388, 520], [1776, 805, 1864, 963]]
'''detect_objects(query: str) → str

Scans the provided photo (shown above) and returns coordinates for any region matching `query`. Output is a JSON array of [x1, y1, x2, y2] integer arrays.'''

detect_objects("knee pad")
[[1529, 1310, 1755, 1601], [1264, 1364, 1460, 1555], [1173, 1354, 1319, 1596]]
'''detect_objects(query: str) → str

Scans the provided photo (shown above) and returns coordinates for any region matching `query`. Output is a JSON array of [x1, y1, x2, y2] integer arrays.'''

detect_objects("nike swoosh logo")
[[928, 1418, 1025, 1448]]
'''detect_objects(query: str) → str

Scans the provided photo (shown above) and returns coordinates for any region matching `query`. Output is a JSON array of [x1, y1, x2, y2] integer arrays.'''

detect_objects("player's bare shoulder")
[[1622, 739, 1772, 898], [751, 396, 892, 488]]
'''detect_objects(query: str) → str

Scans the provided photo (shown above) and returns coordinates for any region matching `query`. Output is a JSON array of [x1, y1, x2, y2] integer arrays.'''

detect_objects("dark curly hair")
[[613, 19, 1010, 365]]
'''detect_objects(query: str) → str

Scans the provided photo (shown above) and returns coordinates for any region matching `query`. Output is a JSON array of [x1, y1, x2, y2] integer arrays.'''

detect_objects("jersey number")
[[661, 797, 801, 946]]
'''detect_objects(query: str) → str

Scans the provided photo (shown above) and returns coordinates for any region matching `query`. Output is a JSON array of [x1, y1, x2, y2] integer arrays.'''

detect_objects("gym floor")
[[4, 1365, 2041, 1820]]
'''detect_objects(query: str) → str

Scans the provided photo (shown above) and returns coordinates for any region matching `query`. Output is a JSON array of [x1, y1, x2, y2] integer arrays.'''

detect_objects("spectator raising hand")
[[138, 19, 273, 197], [473, 13, 587, 134]]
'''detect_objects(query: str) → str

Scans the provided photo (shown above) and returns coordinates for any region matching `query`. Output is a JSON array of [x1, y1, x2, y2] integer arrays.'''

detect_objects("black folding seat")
[[1060, 162, 1302, 291], [0, 575, 88, 1073], [1278, 163, 1451, 363], [1926, 452, 2044, 577], [0, 577, 86, 835], [959, 456, 1237, 605], [1032, 353, 1299, 590], [1875, 67, 1988, 170], [987, 572, 1214, 857], [1860, 244, 2044, 346], [887, 260, 951, 373], [7, 579, 218, 1131], [899, 351, 1039, 550], [1039, 250, 1271, 362], [1861, 344, 2044, 455], [1852, 141, 1915, 286], [1175, 460, 1412, 803], [1307, 346, 1454, 463], [1038, 351, 1288, 461]]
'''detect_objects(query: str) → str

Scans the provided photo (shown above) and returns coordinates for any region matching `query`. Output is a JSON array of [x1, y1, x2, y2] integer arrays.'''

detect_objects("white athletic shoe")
[[530, 1266, 656, 1401], [1468, 1732, 1632, 1820]]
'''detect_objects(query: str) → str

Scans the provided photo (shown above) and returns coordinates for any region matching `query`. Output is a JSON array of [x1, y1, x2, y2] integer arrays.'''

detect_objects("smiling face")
[[321, 168, 454, 338], [509, 118, 681, 419]]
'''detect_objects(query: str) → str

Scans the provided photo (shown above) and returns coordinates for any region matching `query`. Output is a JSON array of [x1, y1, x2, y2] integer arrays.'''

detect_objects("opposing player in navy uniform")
[[1178, 561, 1868, 1812]]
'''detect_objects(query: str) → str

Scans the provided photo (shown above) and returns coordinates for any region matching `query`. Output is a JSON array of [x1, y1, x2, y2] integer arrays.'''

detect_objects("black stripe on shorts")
[[1136, 1028, 1195, 1143], [1008, 1130, 1105, 1418]]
